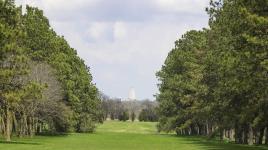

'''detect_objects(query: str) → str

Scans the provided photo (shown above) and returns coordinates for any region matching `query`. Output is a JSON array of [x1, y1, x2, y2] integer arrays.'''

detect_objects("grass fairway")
[[1, 121, 268, 150]]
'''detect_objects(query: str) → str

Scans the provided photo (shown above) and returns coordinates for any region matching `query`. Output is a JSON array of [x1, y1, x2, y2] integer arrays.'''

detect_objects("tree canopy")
[[0, 0, 101, 141], [156, 0, 268, 145]]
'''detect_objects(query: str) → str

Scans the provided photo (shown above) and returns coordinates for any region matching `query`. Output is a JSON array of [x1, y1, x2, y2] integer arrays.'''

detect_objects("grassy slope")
[[0, 121, 267, 150]]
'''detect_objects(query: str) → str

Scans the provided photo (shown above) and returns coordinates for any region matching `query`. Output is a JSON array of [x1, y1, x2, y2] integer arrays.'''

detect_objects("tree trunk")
[[24, 115, 28, 136], [219, 128, 224, 141], [206, 121, 212, 136], [265, 127, 268, 145], [28, 117, 35, 138], [175, 130, 180, 135], [243, 125, 249, 144], [5, 108, 11, 142], [230, 129, 235, 141], [223, 130, 227, 139], [188, 128, 192, 135], [1, 117, 6, 137], [235, 124, 243, 144], [183, 129, 186, 135], [257, 128, 265, 145], [248, 126, 254, 145], [40, 123, 43, 133], [37, 122, 42, 135], [17, 118, 22, 138]]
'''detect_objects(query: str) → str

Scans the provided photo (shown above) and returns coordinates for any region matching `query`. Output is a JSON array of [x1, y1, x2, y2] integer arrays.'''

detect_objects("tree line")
[[0, 0, 102, 141], [100, 93, 158, 122], [156, 0, 267, 145]]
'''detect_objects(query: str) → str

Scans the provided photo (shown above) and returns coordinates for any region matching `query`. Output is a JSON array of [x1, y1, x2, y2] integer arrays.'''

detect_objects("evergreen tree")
[[0, 1, 102, 140], [156, 0, 268, 145], [0, 0, 33, 141]]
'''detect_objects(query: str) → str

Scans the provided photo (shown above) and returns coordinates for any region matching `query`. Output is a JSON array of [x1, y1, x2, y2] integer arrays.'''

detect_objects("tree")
[[139, 108, 158, 122], [131, 111, 136, 122], [206, 0, 268, 144], [118, 110, 129, 122], [0, 1, 102, 140], [156, 30, 207, 133], [22, 5, 102, 133], [0, 0, 33, 141], [156, 0, 268, 145]]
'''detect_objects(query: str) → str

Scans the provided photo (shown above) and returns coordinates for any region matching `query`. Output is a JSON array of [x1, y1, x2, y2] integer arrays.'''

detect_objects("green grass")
[[97, 120, 157, 134], [0, 121, 267, 150]]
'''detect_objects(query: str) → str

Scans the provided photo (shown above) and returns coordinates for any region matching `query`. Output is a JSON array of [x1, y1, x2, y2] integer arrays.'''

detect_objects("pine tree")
[[0, 0, 29, 141]]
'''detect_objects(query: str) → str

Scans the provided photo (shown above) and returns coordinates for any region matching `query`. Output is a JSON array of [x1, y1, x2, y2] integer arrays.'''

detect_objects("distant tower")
[[128, 87, 136, 101]]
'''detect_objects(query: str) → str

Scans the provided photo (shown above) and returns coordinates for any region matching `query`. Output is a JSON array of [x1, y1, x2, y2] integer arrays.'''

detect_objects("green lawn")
[[0, 121, 267, 150]]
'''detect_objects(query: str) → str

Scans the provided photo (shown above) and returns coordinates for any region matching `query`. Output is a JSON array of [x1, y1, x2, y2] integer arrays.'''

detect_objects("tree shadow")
[[0, 140, 41, 145], [37, 132, 69, 137], [176, 135, 268, 150]]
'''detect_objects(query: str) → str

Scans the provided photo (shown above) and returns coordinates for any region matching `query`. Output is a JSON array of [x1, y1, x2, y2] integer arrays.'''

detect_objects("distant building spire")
[[128, 87, 136, 101]]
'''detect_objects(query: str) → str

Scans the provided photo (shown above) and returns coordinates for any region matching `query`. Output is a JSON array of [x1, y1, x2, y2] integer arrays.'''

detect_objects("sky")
[[16, 0, 210, 100]]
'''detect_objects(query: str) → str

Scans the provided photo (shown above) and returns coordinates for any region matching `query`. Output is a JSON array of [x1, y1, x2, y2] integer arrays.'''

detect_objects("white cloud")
[[16, 0, 99, 10], [87, 22, 109, 40], [15, 0, 210, 99], [113, 22, 127, 39], [155, 0, 209, 14]]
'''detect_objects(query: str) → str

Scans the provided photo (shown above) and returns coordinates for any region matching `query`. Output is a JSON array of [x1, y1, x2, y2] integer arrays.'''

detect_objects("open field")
[[0, 121, 267, 150]]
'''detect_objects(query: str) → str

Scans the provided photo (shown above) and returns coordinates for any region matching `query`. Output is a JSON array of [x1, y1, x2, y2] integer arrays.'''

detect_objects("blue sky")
[[16, 0, 210, 100]]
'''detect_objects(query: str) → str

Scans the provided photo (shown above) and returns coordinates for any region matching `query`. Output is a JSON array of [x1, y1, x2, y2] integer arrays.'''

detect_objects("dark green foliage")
[[22, 6, 102, 132], [156, 0, 268, 145], [0, 0, 38, 141], [0, 0, 101, 140], [139, 108, 158, 122], [76, 113, 96, 133], [21, 5, 102, 133], [156, 30, 207, 133], [131, 111, 136, 122], [118, 110, 129, 122]]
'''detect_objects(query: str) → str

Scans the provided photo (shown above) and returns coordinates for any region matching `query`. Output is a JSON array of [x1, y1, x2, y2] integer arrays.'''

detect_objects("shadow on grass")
[[37, 132, 69, 137], [0, 140, 41, 145], [174, 135, 268, 150]]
